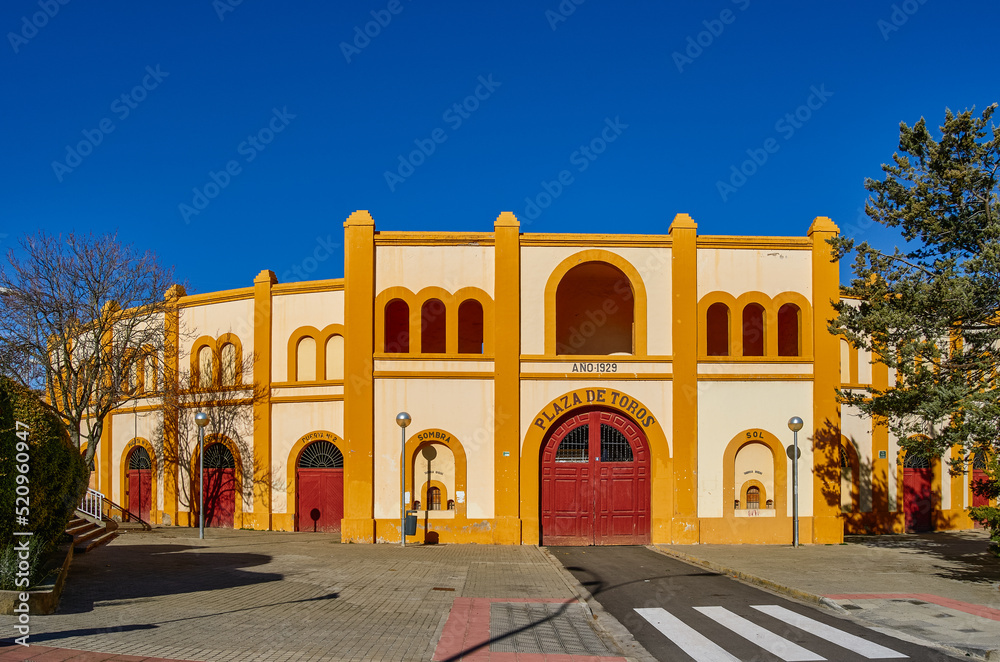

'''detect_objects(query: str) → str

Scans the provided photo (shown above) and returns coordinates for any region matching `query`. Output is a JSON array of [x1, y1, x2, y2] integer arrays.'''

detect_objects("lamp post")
[[396, 412, 411, 547], [195, 411, 210, 540], [787, 416, 803, 547]]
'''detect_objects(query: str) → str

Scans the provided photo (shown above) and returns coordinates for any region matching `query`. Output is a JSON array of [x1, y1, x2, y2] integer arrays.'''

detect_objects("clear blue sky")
[[2, 1, 997, 293]]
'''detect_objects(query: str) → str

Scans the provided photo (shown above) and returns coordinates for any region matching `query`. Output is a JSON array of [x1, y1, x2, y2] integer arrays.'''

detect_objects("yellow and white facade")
[[89, 210, 989, 544]]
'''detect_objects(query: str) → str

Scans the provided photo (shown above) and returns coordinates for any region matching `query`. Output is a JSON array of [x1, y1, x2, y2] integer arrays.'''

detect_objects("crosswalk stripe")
[[694, 606, 825, 661], [752, 605, 908, 659], [635, 608, 740, 662]]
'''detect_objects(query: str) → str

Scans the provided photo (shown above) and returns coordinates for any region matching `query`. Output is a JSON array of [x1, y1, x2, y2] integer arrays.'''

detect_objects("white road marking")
[[694, 606, 825, 661], [634, 607, 740, 662], [752, 605, 908, 659]]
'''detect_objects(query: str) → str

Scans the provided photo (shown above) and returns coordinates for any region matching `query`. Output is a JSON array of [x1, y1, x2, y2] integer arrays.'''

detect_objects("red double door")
[[198, 468, 236, 528], [296, 468, 344, 533], [903, 466, 933, 533], [541, 409, 650, 546], [127, 469, 151, 521]]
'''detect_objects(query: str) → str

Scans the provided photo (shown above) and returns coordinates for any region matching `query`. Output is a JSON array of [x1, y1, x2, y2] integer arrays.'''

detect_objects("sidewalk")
[[656, 529, 1000, 660], [0, 528, 639, 662]]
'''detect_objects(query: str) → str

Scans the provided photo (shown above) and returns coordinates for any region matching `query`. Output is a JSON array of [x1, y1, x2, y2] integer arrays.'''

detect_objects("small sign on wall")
[[878, 450, 887, 459], [456, 491, 465, 503]]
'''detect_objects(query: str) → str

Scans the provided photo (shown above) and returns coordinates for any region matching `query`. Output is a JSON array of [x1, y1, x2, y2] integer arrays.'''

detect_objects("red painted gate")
[[903, 455, 932, 533], [126, 446, 152, 522], [541, 408, 650, 545], [198, 443, 236, 528], [296, 441, 345, 533]]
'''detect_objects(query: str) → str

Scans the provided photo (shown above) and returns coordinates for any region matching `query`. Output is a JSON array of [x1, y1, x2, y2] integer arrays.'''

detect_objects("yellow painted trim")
[[697, 236, 812, 250], [189, 433, 245, 529], [520, 354, 673, 363], [698, 374, 814, 381], [286, 324, 347, 382], [285, 430, 347, 532], [723, 430, 788, 527], [189, 333, 245, 388], [162, 286, 182, 525], [120, 437, 158, 524], [373, 371, 495, 379], [178, 287, 254, 308], [543, 249, 649, 357], [272, 278, 344, 295], [251, 269, 275, 530], [375, 232, 495, 246], [521, 233, 670, 247], [697, 291, 813, 359], [519, 387, 672, 544]]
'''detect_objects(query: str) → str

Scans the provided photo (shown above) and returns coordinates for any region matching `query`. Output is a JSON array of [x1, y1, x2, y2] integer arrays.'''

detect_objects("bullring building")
[[88, 210, 991, 545]]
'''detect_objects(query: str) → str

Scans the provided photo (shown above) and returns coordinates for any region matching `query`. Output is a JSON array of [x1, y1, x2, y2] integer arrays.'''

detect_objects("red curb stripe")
[[825, 592, 1000, 622]]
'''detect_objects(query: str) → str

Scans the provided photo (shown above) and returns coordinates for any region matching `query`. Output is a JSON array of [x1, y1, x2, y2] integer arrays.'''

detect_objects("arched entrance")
[[126, 446, 152, 522], [540, 407, 650, 545], [199, 443, 236, 528], [296, 440, 344, 533], [903, 454, 933, 533]]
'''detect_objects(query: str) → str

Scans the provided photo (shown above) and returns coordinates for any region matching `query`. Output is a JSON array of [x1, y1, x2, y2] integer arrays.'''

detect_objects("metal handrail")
[[80, 488, 104, 521]]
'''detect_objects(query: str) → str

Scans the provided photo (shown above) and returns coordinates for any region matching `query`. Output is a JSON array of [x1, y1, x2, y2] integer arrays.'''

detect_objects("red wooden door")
[[541, 408, 650, 546], [903, 466, 933, 532], [202, 467, 236, 528], [972, 469, 989, 507], [297, 468, 344, 532], [127, 469, 151, 521]]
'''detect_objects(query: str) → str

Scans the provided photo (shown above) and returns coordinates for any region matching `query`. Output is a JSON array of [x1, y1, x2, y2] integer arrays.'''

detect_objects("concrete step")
[[70, 523, 105, 546], [76, 529, 118, 553]]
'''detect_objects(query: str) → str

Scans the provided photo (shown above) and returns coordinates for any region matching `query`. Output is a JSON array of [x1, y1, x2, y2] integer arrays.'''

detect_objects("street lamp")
[[787, 416, 803, 548], [195, 411, 210, 540], [396, 412, 411, 547]]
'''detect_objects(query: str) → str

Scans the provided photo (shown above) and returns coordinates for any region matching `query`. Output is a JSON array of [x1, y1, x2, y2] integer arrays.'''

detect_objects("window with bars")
[[600, 424, 633, 462], [129, 447, 151, 470], [904, 454, 931, 469], [203, 443, 235, 469], [427, 486, 442, 510], [554, 425, 589, 462], [298, 441, 343, 468], [746, 486, 760, 509]]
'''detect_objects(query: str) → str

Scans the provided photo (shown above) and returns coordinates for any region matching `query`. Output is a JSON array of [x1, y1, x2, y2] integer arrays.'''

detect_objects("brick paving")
[[1, 529, 619, 662]]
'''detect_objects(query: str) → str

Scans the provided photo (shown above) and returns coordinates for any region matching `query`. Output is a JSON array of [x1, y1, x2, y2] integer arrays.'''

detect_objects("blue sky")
[[2, 1, 997, 293]]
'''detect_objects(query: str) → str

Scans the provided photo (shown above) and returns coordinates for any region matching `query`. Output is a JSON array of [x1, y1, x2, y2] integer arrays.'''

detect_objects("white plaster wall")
[[520, 246, 672, 356], [888, 431, 900, 510], [272, 290, 344, 380], [176, 405, 255, 513], [376, 245, 495, 297], [697, 249, 812, 301], [697, 381, 814, 518], [374, 379, 495, 519], [110, 409, 163, 509], [857, 345, 873, 384], [270, 401, 345, 514], [179, 299, 255, 366], [734, 443, 775, 504], [519, 381, 673, 457], [842, 403, 874, 512]]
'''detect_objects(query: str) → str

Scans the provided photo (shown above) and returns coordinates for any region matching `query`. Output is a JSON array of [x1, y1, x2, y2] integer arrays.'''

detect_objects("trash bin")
[[404, 511, 417, 536]]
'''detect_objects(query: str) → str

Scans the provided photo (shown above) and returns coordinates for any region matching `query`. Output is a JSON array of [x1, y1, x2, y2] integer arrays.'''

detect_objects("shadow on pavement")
[[57, 543, 283, 614], [845, 531, 1000, 585]]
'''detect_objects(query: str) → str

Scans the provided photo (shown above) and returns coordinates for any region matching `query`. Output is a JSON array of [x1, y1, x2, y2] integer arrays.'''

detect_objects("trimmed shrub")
[[0, 377, 88, 562]]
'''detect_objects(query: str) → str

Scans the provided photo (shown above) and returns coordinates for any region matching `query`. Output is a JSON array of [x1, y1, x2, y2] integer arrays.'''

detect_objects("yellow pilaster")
[[251, 269, 276, 530], [669, 213, 699, 543], [162, 285, 185, 526], [494, 212, 522, 543], [871, 359, 894, 529], [99, 413, 113, 498], [342, 210, 376, 542], [809, 216, 843, 543]]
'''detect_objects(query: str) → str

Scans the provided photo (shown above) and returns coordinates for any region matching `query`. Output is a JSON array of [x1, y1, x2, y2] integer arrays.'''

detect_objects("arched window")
[[706, 302, 730, 356], [325, 335, 344, 380], [457, 299, 484, 354], [129, 446, 152, 470], [198, 345, 214, 388], [298, 440, 343, 468], [904, 454, 931, 468], [777, 303, 800, 357], [427, 486, 442, 510], [421, 298, 447, 354], [220, 343, 237, 386], [746, 486, 760, 509], [203, 443, 235, 469], [555, 262, 634, 355], [555, 425, 589, 462], [295, 336, 317, 382], [384, 299, 409, 353], [742, 303, 765, 357]]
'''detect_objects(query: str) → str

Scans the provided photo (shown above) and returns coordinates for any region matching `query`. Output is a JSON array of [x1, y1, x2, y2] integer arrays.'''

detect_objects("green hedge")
[[0, 377, 88, 555]]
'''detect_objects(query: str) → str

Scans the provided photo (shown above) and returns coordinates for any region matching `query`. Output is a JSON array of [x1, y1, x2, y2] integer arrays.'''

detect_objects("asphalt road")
[[552, 546, 959, 662]]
